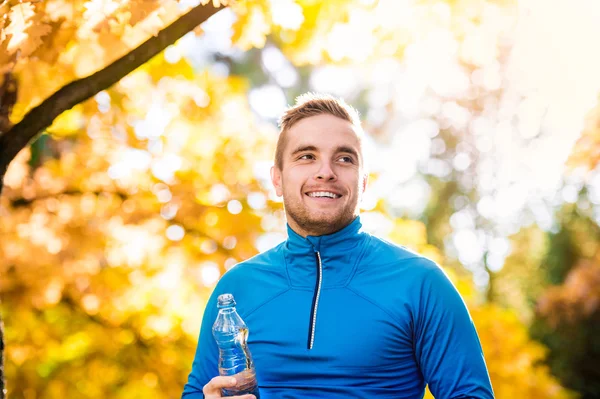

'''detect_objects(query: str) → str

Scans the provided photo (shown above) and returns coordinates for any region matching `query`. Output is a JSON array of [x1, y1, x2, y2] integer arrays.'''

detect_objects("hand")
[[203, 376, 256, 399]]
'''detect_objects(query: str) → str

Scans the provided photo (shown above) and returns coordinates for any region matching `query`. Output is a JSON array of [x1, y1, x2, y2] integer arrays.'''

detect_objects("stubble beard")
[[283, 195, 359, 237]]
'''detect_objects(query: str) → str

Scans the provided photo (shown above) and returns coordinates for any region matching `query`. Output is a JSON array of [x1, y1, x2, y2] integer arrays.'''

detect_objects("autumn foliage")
[[0, 56, 575, 395], [0, 0, 596, 398], [568, 100, 600, 172]]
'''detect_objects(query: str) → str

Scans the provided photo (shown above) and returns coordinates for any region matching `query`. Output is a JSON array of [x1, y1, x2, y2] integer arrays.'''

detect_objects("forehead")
[[284, 114, 363, 154]]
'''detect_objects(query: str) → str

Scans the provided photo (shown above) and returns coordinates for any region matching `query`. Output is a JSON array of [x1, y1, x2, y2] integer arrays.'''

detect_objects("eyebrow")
[[290, 145, 318, 157], [290, 145, 360, 159], [336, 146, 360, 159]]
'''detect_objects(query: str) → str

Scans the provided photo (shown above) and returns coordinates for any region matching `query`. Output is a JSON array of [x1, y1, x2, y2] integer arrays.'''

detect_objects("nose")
[[314, 161, 337, 181]]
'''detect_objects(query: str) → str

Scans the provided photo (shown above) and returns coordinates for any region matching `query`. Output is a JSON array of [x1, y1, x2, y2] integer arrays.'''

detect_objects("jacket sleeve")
[[182, 289, 220, 398], [413, 262, 494, 399]]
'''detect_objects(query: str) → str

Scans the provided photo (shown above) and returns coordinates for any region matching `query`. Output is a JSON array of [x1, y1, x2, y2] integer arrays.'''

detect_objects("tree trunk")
[[0, 3, 224, 396]]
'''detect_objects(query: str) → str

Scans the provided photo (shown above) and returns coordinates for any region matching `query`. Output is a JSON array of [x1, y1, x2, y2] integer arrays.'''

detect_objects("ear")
[[361, 172, 369, 194], [270, 165, 284, 197]]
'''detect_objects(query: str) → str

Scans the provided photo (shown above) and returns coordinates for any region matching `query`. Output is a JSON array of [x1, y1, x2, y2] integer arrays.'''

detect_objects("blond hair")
[[274, 93, 362, 170]]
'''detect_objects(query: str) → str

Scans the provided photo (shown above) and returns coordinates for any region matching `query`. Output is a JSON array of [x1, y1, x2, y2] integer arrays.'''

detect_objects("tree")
[[530, 205, 600, 399], [1, 49, 280, 396], [523, 101, 600, 398], [0, 1, 225, 192], [0, 1, 227, 395]]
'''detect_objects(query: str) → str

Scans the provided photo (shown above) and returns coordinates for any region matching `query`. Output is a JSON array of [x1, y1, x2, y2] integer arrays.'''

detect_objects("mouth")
[[305, 191, 343, 200]]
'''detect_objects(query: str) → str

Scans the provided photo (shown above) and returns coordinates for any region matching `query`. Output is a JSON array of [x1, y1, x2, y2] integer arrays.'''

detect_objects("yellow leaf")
[[5, 3, 52, 57], [231, 3, 271, 50], [47, 105, 85, 137]]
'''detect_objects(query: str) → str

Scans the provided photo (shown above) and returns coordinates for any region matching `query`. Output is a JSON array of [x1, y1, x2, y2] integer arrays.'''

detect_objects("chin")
[[309, 211, 342, 223], [311, 214, 350, 229]]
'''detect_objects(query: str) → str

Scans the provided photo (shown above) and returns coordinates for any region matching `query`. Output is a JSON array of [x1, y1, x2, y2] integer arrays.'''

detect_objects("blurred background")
[[1, 0, 600, 397]]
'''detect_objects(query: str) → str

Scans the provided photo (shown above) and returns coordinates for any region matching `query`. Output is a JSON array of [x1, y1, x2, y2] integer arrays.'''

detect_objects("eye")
[[338, 155, 354, 163], [298, 154, 315, 160]]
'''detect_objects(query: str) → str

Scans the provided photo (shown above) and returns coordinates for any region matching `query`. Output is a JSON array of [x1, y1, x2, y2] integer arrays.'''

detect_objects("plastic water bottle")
[[212, 293, 260, 398]]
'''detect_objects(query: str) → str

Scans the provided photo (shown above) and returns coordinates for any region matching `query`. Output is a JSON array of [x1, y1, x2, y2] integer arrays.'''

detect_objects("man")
[[182, 93, 494, 399]]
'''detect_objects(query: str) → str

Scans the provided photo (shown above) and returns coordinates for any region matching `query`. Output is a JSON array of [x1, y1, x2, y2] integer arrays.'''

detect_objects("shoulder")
[[348, 235, 454, 326], [350, 234, 445, 296], [362, 234, 438, 271], [213, 242, 288, 302], [351, 234, 454, 299]]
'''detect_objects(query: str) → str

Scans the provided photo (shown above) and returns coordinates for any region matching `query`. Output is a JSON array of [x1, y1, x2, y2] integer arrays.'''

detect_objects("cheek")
[[340, 171, 362, 189], [284, 168, 307, 189]]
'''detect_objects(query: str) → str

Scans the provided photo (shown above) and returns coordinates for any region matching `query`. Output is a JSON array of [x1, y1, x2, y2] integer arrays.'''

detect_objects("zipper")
[[307, 251, 323, 350]]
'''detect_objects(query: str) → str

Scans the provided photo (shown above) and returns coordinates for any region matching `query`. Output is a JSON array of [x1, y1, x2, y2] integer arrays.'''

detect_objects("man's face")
[[270, 114, 367, 237]]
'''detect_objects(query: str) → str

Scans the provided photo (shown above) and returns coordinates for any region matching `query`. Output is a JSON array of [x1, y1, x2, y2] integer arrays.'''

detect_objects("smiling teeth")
[[308, 191, 340, 198]]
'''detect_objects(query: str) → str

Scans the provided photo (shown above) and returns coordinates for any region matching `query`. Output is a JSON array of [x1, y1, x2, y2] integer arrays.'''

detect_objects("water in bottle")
[[212, 293, 260, 398]]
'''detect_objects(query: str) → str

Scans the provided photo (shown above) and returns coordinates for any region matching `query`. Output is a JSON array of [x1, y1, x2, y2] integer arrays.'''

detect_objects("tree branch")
[[0, 2, 224, 194]]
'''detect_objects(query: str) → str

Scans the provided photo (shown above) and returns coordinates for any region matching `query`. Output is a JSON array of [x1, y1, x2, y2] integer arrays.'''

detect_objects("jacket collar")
[[283, 216, 368, 288]]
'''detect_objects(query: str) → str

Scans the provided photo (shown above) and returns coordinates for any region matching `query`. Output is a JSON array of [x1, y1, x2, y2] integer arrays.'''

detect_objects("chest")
[[244, 288, 418, 386]]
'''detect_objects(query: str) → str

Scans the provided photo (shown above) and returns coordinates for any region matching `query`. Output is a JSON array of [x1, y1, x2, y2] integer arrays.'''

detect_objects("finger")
[[203, 376, 237, 395], [205, 394, 255, 399], [205, 388, 256, 399]]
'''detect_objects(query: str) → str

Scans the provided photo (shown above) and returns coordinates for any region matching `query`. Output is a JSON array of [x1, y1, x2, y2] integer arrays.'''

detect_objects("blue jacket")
[[182, 217, 494, 398]]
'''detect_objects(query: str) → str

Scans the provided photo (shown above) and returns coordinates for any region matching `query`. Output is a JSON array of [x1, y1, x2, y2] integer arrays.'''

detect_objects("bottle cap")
[[217, 293, 236, 308]]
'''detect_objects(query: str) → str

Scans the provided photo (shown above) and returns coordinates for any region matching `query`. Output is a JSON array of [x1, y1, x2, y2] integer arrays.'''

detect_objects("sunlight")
[[270, 0, 304, 30], [200, 262, 221, 286], [249, 85, 287, 120]]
